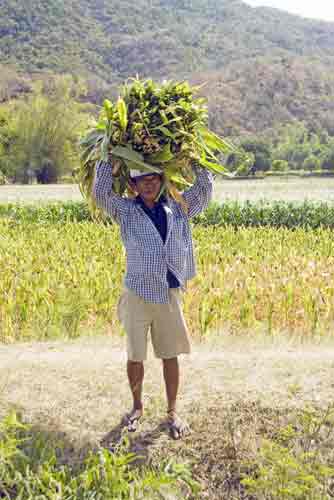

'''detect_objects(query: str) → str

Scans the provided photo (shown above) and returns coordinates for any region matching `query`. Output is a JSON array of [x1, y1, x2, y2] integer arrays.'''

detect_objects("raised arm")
[[92, 160, 132, 223], [182, 162, 214, 218]]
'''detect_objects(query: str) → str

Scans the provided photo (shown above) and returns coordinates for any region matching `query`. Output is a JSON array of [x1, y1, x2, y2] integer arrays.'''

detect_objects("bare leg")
[[162, 357, 179, 412], [163, 357, 190, 439], [126, 361, 144, 430], [127, 360, 144, 410]]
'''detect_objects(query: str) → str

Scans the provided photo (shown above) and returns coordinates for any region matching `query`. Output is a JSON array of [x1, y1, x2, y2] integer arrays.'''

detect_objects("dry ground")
[[3, 177, 334, 204], [0, 184, 82, 203], [1, 334, 334, 498]]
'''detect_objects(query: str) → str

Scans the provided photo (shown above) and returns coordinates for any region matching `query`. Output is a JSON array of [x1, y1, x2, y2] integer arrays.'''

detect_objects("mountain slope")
[[1, 0, 334, 134], [2, 0, 334, 80]]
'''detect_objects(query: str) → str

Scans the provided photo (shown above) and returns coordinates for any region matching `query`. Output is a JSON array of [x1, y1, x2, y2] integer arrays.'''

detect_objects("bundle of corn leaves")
[[79, 78, 242, 211]]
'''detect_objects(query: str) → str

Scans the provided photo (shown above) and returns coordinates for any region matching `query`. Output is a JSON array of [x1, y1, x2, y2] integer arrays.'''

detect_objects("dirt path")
[[1, 336, 333, 446], [2, 336, 334, 497]]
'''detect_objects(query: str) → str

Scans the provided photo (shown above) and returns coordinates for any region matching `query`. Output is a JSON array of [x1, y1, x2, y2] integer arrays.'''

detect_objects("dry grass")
[[1, 335, 334, 498]]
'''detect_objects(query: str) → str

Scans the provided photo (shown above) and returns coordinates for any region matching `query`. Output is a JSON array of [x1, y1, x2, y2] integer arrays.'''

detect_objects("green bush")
[[0, 172, 8, 185], [194, 200, 334, 229], [271, 159, 289, 172], [3, 76, 90, 184], [0, 201, 91, 223], [0, 412, 198, 499], [60, 174, 77, 184], [242, 405, 334, 499], [2, 200, 334, 228]]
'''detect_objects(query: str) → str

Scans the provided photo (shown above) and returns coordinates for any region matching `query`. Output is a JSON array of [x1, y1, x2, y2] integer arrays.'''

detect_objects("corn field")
[[2, 200, 334, 228], [1, 219, 334, 342]]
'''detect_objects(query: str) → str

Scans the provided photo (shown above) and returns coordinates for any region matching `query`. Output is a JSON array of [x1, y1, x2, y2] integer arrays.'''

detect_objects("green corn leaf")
[[96, 117, 108, 129], [100, 134, 110, 162], [195, 130, 220, 162], [155, 112, 182, 127], [153, 126, 178, 140], [198, 156, 234, 177], [117, 98, 128, 133], [81, 145, 98, 165], [164, 161, 193, 186], [159, 110, 169, 125], [79, 78, 240, 212], [111, 145, 161, 174], [168, 173, 192, 187], [197, 127, 238, 154], [79, 130, 104, 147], [146, 144, 174, 163], [103, 99, 114, 120]]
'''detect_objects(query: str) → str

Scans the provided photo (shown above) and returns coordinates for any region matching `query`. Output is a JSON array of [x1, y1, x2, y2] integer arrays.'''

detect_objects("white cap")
[[130, 169, 162, 179]]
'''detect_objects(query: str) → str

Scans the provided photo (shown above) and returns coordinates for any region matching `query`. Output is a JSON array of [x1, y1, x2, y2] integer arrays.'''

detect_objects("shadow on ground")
[[100, 418, 171, 464]]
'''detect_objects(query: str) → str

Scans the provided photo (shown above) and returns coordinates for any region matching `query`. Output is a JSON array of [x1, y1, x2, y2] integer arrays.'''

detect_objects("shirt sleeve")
[[182, 161, 214, 218], [92, 160, 132, 223]]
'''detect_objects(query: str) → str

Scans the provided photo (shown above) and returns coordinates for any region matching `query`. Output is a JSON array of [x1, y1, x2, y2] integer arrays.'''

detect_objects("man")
[[93, 160, 213, 439]]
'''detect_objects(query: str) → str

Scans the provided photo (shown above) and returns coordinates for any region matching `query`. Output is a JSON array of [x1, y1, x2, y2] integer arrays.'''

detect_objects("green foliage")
[[60, 174, 77, 184], [79, 78, 236, 209], [3, 199, 334, 229], [242, 405, 334, 499], [0, 64, 31, 102], [1, 0, 334, 83], [268, 121, 334, 171], [303, 155, 321, 172], [2, 209, 334, 340], [0, 411, 194, 499], [321, 148, 334, 171], [0, 172, 8, 185], [0, 104, 17, 177], [226, 150, 255, 175], [2, 76, 91, 183], [225, 121, 334, 174], [272, 159, 289, 172], [1, 1, 334, 138], [0, 201, 91, 223], [238, 138, 271, 173], [195, 200, 334, 229]]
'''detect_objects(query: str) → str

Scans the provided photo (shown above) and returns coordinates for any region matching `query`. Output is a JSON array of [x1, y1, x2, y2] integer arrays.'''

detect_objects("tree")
[[303, 155, 320, 172], [6, 75, 90, 183], [0, 105, 16, 178], [321, 148, 334, 171], [272, 159, 289, 172], [226, 150, 255, 175], [270, 121, 332, 171], [240, 139, 271, 172]]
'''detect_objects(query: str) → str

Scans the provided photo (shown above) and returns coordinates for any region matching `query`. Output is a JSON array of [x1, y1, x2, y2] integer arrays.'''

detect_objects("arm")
[[92, 160, 132, 223], [182, 161, 214, 218]]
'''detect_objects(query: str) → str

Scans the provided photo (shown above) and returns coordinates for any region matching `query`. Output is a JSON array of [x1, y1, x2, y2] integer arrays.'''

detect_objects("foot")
[[167, 409, 190, 440], [124, 408, 143, 432]]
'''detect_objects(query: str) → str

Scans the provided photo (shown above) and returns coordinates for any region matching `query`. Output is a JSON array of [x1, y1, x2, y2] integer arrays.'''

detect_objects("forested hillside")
[[1, 0, 334, 135]]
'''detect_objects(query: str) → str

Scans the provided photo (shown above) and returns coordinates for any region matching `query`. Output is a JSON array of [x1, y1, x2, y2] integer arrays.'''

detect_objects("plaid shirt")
[[93, 160, 213, 303]]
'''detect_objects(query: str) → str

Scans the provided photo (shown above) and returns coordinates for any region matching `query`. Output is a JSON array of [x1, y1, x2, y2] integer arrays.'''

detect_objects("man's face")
[[132, 174, 162, 204]]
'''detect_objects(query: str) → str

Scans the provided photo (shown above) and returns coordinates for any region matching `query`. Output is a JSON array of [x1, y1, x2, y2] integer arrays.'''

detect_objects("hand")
[[112, 159, 122, 177]]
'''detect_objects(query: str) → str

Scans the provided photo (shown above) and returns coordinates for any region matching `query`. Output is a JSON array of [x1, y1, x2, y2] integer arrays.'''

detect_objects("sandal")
[[124, 409, 142, 432], [167, 409, 190, 440]]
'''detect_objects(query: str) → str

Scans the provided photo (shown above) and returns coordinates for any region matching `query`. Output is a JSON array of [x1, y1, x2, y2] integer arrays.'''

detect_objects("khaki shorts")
[[117, 287, 191, 361]]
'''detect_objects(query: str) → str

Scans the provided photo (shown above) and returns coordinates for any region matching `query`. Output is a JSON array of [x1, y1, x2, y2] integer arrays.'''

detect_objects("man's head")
[[129, 171, 163, 206]]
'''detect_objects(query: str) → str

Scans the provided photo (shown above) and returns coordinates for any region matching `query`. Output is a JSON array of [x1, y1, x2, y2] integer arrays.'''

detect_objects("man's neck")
[[140, 197, 156, 209]]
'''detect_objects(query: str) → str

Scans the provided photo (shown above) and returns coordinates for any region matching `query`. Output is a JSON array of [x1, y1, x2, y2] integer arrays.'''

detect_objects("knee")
[[162, 357, 178, 366], [127, 360, 144, 367]]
